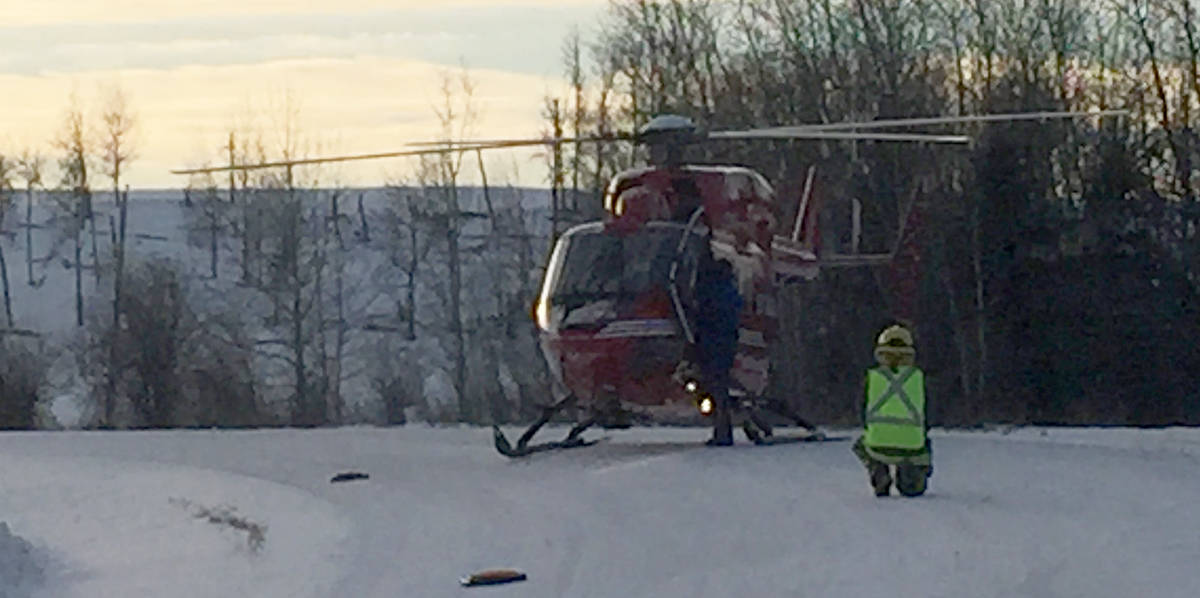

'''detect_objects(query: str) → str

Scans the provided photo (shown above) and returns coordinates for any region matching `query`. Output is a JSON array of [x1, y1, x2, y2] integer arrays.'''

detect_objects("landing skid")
[[493, 426, 601, 458], [492, 393, 839, 458], [738, 397, 843, 445], [740, 423, 848, 445], [493, 394, 600, 459]]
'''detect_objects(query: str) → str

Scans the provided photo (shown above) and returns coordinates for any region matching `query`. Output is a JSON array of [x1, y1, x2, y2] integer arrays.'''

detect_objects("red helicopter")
[[173, 110, 1123, 457]]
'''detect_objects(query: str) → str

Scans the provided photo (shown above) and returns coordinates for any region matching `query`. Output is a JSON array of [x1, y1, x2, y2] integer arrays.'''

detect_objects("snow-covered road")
[[0, 426, 1197, 597]]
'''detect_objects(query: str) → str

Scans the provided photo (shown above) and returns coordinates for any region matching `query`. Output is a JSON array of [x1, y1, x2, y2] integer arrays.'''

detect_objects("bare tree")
[[540, 95, 565, 242], [98, 85, 137, 428], [382, 179, 433, 341], [55, 92, 91, 328], [183, 171, 225, 279], [236, 92, 354, 426], [100, 85, 137, 331], [431, 66, 478, 422], [564, 28, 588, 209], [254, 187, 324, 425], [0, 154, 15, 328], [228, 126, 270, 285], [15, 150, 44, 288]]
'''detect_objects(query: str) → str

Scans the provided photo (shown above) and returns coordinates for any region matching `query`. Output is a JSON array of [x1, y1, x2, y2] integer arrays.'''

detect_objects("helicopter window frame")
[[544, 223, 709, 327]]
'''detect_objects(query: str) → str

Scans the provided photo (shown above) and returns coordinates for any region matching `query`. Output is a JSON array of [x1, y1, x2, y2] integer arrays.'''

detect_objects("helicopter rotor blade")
[[707, 130, 971, 143], [724, 109, 1128, 136], [405, 133, 634, 148], [169, 141, 521, 175], [171, 110, 1127, 176]]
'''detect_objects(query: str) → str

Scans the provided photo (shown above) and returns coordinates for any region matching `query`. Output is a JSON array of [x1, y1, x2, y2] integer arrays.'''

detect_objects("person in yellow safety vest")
[[851, 324, 932, 497]]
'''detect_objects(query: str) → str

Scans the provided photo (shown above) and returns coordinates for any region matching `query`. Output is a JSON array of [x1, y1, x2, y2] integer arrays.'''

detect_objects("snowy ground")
[[0, 425, 1197, 598]]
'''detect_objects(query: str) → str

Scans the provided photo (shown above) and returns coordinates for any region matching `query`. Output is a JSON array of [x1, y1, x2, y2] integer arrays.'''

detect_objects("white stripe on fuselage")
[[594, 319, 677, 338]]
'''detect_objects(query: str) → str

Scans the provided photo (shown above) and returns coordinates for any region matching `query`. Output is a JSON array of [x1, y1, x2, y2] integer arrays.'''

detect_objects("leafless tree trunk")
[[357, 192, 370, 242], [87, 198, 99, 285], [55, 93, 91, 330], [542, 97, 564, 243], [24, 183, 34, 288], [235, 128, 267, 285], [16, 151, 43, 289], [99, 85, 137, 429], [383, 181, 427, 342], [73, 211, 82, 329], [333, 239, 346, 423], [593, 70, 615, 203], [565, 28, 587, 209], [970, 197, 987, 402], [432, 67, 478, 422], [0, 155, 14, 328], [99, 97, 135, 323], [237, 93, 336, 426], [937, 243, 972, 410], [313, 206, 329, 421]]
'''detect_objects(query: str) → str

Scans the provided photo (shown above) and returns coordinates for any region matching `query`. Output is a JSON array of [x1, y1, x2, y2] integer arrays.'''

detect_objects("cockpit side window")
[[546, 227, 706, 327]]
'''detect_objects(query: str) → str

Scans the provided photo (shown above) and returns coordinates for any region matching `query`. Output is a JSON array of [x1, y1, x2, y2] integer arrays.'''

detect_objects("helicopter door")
[[537, 224, 705, 334], [667, 228, 707, 343]]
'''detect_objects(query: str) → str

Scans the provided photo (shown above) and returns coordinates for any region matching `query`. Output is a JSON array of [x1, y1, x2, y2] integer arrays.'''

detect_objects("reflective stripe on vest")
[[864, 366, 926, 450]]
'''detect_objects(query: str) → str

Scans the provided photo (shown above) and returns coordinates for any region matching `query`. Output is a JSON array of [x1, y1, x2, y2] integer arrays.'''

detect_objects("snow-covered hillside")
[[0, 426, 1197, 598], [3, 188, 552, 336], [0, 187, 555, 426]]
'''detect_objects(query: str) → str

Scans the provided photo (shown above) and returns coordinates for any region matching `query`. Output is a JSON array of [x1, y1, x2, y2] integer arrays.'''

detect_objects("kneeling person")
[[852, 325, 931, 497]]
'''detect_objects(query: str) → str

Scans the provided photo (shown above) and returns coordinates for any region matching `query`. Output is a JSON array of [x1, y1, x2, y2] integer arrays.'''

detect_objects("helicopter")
[[172, 109, 1125, 457]]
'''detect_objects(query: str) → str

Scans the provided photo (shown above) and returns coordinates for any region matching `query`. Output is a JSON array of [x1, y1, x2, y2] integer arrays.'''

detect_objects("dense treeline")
[[547, 0, 1200, 426]]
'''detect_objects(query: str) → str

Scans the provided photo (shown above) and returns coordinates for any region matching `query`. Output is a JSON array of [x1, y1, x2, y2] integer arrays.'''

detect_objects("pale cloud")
[[0, 1, 606, 188], [0, 57, 562, 188], [4, 0, 602, 26], [1, 5, 603, 76], [3, 32, 469, 74]]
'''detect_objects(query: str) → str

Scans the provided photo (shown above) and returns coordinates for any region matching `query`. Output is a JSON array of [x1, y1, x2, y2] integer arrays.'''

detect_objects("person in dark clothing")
[[693, 257, 742, 446]]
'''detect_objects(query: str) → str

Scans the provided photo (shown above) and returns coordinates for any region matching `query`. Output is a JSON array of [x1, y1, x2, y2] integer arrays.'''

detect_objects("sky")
[[0, 0, 607, 189]]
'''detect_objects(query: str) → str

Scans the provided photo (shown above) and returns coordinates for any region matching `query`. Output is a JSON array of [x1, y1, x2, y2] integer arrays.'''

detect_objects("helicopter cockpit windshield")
[[536, 223, 707, 332]]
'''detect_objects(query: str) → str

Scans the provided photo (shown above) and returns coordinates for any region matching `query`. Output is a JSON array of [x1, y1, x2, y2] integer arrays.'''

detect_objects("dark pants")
[[852, 436, 931, 497], [703, 360, 733, 445]]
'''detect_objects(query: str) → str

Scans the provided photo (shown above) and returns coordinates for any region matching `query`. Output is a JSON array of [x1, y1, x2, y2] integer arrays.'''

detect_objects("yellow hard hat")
[[874, 325, 915, 365], [876, 325, 914, 349]]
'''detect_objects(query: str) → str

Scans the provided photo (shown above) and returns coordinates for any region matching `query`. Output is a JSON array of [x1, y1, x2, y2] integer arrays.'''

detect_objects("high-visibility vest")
[[864, 366, 926, 450]]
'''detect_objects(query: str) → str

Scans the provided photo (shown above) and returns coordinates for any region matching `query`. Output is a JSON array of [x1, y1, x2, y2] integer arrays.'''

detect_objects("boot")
[[709, 404, 733, 446], [896, 465, 929, 497], [869, 463, 892, 497]]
